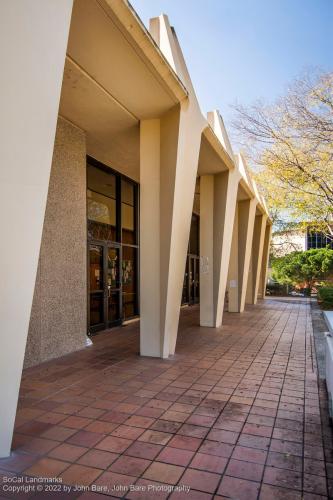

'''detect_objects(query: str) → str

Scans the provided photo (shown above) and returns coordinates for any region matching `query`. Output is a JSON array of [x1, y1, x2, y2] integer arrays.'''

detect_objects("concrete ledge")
[[325, 333, 333, 418], [324, 311, 333, 333], [324, 309, 333, 418]]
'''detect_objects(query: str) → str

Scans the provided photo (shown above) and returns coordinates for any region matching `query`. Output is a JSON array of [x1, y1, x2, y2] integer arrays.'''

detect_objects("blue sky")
[[132, 0, 332, 132]]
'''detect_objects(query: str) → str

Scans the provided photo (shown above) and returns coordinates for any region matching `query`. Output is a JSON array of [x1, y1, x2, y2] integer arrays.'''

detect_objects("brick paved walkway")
[[1, 298, 332, 499]]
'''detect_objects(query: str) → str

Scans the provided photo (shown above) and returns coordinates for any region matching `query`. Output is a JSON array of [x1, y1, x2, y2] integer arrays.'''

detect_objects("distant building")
[[307, 229, 333, 250], [271, 227, 333, 256]]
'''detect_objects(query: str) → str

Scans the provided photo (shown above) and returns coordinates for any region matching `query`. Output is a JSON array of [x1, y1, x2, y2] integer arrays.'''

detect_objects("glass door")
[[89, 245, 105, 332], [89, 243, 122, 333], [107, 246, 121, 326], [122, 246, 138, 320], [189, 255, 200, 305], [182, 256, 189, 304], [193, 257, 200, 303]]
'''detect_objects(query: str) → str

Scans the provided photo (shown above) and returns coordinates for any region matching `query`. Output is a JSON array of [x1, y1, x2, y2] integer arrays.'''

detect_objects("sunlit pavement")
[[1, 298, 332, 499]]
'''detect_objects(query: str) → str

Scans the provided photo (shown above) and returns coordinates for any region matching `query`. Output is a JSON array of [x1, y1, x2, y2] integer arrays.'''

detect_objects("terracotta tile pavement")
[[1, 298, 333, 499]]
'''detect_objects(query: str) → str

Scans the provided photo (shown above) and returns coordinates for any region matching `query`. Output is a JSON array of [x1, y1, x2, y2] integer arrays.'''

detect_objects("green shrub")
[[272, 248, 333, 291], [318, 286, 333, 309]]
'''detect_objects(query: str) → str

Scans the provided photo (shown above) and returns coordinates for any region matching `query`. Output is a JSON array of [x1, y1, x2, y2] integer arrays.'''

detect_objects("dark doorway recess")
[[182, 213, 200, 305], [87, 157, 139, 334]]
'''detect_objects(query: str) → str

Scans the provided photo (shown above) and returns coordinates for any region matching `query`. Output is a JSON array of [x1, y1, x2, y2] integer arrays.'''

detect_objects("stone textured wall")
[[24, 117, 87, 368]]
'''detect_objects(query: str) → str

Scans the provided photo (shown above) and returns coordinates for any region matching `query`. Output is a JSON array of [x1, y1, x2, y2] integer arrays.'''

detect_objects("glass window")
[[189, 214, 199, 255], [89, 245, 103, 291], [122, 246, 137, 319], [87, 190, 116, 226], [90, 294, 104, 326], [87, 189, 117, 241], [87, 163, 116, 199], [87, 158, 140, 330], [89, 245, 104, 327], [122, 179, 136, 244], [121, 179, 134, 205], [307, 230, 333, 249], [108, 292, 120, 324]]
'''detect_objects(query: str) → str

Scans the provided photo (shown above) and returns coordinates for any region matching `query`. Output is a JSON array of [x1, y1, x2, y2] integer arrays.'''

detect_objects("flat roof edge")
[[102, 0, 188, 103]]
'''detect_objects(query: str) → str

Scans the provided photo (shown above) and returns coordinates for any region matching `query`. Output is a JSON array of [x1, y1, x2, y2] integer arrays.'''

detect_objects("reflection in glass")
[[87, 190, 116, 225], [189, 214, 199, 256], [182, 213, 200, 305], [189, 257, 199, 304], [108, 292, 120, 324], [87, 164, 116, 198], [122, 204, 135, 244], [182, 257, 189, 304], [121, 179, 134, 205], [121, 179, 135, 244], [87, 190, 117, 241], [89, 246, 103, 291], [122, 246, 137, 319], [87, 159, 140, 330], [107, 248, 119, 289], [90, 293, 104, 326]]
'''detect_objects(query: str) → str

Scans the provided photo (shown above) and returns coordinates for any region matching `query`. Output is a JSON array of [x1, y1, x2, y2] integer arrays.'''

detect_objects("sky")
[[132, 0, 332, 135]]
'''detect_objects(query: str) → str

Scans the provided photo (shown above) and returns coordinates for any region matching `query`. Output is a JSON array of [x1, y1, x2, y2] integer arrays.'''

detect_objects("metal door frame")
[[88, 240, 122, 334]]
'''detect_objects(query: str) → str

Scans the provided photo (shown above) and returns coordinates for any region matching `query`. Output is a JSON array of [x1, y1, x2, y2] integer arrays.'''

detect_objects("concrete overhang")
[[198, 125, 234, 175], [252, 181, 266, 215], [108, 0, 188, 103], [58, 0, 190, 180], [235, 153, 256, 201], [66, 0, 187, 119], [255, 198, 268, 216], [237, 182, 252, 201], [197, 133, 229, 176], [238, 171, 255, 201]]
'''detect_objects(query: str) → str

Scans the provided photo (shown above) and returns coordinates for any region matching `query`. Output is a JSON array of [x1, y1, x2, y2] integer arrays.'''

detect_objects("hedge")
[[318, 286, 333, 309]]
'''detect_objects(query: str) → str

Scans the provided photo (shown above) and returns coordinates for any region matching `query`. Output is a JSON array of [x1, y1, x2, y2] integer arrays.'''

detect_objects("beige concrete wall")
[[24, 117, 87, 367], [258, 224, 273, 299], [0, 0, 73, 458], [228, 205, 239, 312]]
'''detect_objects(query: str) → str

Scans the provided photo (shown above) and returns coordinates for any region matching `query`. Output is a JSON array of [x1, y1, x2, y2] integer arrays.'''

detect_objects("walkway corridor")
[[1, 299, 332, 499]]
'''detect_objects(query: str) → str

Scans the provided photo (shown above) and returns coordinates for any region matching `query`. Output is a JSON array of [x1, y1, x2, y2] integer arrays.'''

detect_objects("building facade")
[[271, 227, 333, 257], [0, 0, 271, 457]]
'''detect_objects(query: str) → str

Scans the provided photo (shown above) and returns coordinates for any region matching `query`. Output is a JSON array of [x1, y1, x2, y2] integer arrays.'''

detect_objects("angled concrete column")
[[258, 224, 272, 299], [228, 206, 239, 312], [238, 198, 257, 312], [144, 14, 205, 357], [246, 251, 254, 305], [200, 169, 239, 327], [140, 104, 203, 357], [0, 1, 73, 457], [140, 118, 162, 357], [200, 175, 214, 325], [246, 214, 268, 304], [228, 198, 257, 313]]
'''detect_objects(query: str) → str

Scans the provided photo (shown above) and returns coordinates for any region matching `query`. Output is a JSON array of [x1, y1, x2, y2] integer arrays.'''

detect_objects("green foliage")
[[318, 286, 333, 309], [272, 248, 333, 289]]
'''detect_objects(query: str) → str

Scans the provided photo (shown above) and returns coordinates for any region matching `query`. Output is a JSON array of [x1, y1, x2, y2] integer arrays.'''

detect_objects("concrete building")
[[0, 0, 271, 458], [272, 227, 333, 257]]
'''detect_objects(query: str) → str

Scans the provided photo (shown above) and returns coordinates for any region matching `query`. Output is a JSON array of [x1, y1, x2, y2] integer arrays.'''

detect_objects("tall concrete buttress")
[[200, 111, 240, 327], [228, 197, 257, 313], [0, 0, 73, 458], [140, 15, 205, 358], [258, 224, 273, 299], [238, 198, 257, 312], [246, 213, 268, 304]]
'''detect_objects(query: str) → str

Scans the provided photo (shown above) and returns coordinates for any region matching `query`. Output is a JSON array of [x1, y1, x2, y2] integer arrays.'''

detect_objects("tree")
[[272, 248, 333, 290], [232, 71, 333, 237]]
